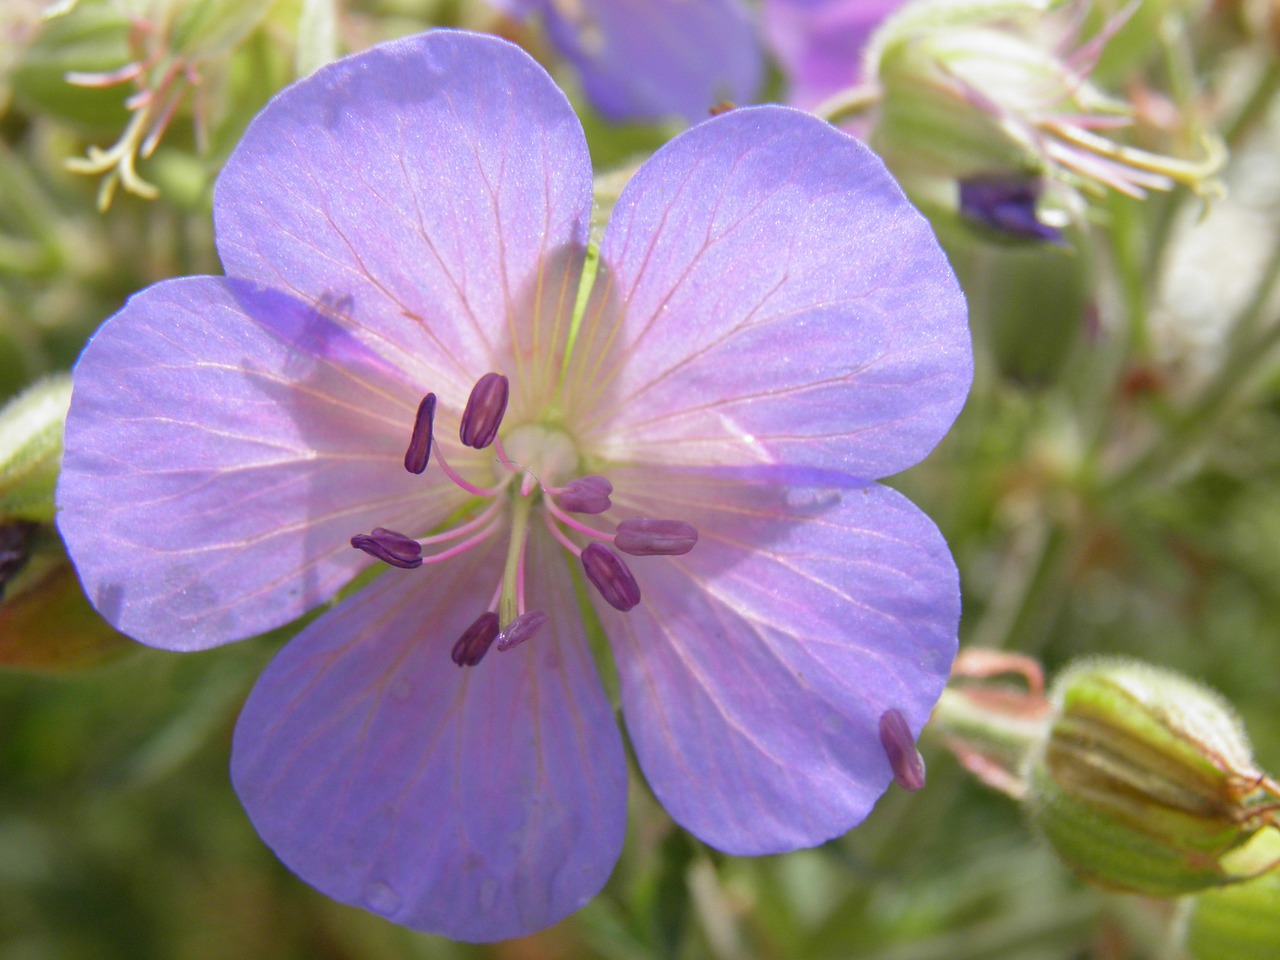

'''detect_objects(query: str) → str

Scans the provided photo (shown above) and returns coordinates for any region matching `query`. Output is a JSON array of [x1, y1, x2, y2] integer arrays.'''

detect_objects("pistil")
[[499, 494, 534, 628]]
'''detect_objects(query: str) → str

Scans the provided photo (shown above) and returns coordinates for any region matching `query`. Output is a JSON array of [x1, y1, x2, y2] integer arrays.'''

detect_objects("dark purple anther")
[[614, 518, 698, 556], [581, 543, 641, 612], [404, 392, 436, 474], [451, 611, 500, 666], [459, 372, 509, 449], [558, 475, 613, 514], [879, 708, 926, 792], [958, 175, 1063, 243], [350, 527, 423, 569], [496, 610, 548, 651]]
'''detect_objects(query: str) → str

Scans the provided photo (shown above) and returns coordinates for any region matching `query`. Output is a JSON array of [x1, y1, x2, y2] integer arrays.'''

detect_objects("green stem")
[[929, 688, 1047, 768], [1224, 60, 1280, 148]]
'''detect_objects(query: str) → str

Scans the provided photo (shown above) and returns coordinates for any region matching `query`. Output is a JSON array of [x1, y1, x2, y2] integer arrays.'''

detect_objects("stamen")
[[404, 393, 437, 474], [543, 511, 583, 554], [432, 444, 508, 498], [417, 498, 502, 546], [581, 543, 641, 612], [555, 475, 613, 514], [543, 494, 614, 542], [497, 611, 548, 651], [451, 612, 500, 667], [879, 708, 927, 792], [492, 436, 522, 474], [66, 62, 146, 88], [419, 520, 501, 565], [459, 372, 509, 449], [614, 518, 699, 556], [350, 527, 423, 569]]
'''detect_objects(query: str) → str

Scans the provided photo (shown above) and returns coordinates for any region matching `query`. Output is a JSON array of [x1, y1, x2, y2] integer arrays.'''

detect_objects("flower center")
[[349, 373, 699, 667], [495, 423, 579, 488]]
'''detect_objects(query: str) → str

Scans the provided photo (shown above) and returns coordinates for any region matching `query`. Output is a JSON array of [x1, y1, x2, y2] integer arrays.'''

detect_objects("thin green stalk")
[[1224, 60, 1280, 148]]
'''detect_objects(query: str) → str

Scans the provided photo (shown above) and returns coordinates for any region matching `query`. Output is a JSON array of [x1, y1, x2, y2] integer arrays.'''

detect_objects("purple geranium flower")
[[490, 0, 762, 122], [765, 0, 907, 109], [56, 30, 971, 942]]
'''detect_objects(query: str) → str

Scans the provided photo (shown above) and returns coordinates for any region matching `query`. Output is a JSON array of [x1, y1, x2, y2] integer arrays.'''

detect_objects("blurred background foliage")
[[3, 0, 1280, 957]]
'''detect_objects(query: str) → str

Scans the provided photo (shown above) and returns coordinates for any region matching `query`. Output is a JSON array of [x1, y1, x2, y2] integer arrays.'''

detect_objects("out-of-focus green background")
[[3, 0, 1280, 956]]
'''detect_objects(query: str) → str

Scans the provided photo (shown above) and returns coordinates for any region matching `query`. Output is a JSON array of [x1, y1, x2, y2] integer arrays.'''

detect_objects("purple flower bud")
[[879, 708, 926, 792], [451, 611, 500, 666], [350, 527, 423, 569], [581, 543, 641, 612], [459, 372, 509, 449], [404, 393, 436, 474], [958, 175, 1063, 243], [497, 610, 548, 651], [614, 518, 698, 556], [558, 476, 613, 514]]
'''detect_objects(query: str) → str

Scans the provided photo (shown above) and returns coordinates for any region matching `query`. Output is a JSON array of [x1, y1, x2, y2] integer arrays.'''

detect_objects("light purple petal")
[[214, 30, 593, 400], [231, 532, 626, 942], [585, 106, 970, 481], [486, 0, 539, 16], [534, 0, 763, 124], [56, 277, 457, 651], [764, 0, 906, 108], [602, 471, 958, 853]]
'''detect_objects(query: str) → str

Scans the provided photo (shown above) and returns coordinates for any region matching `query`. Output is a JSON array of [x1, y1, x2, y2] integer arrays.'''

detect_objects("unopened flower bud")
[[1027, 659, 1280, 895], [863, 1, 1224, 240]]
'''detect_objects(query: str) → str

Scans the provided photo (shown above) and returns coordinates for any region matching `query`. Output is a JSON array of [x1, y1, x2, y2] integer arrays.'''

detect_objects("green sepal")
[[1187, 869, 1280, 960], [0, 374, 72, 524], [8, 0, 132, 131], [871, 29, 1047, 182], [0, 528, 129, 671], [170, 0, 274, 62]]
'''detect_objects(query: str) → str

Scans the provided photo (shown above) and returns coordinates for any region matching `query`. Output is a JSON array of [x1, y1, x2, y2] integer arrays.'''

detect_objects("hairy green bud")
[[1027, 659, 1280, 895]]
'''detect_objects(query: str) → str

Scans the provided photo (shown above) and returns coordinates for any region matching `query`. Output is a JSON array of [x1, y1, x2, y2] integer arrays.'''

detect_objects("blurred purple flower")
[[489, 0, 762, 122], [764, 0, 907, 109], [57, 31, 971, 942]]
